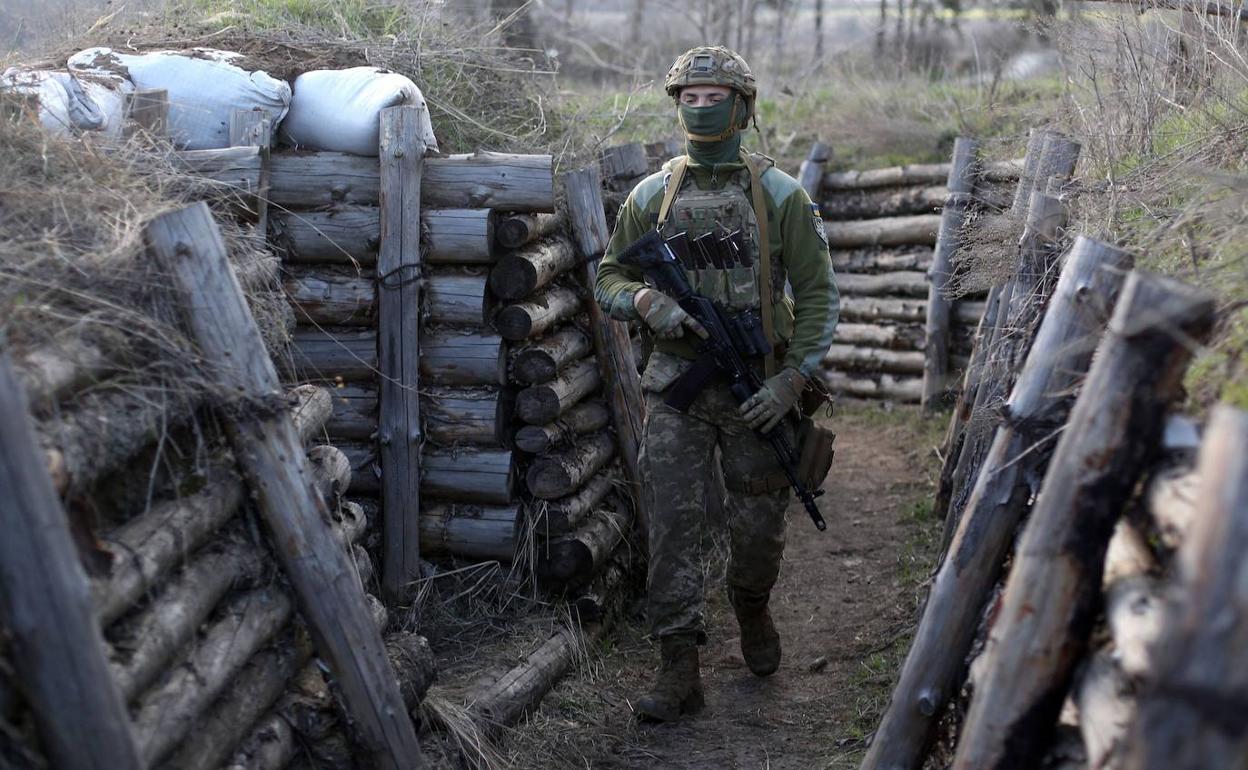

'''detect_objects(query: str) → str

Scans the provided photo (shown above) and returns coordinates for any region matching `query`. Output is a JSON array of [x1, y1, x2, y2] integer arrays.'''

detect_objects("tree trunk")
[[863, 237, 1135, 770], [950, 272, 1214, 770], [922, 138, 978, 410], [823, 344, 925, 375], [511, 326, 593, 385], [420, 328, 508, 386], [173, 146, 260, 196], [419, 502, 522, 561], [426, 271, 492, 327], [494, 286, 584, 341], [822, 185, 948, 221], [525, 432, 616, 500], [821, 371, 922, 402], [514, 402, 611, 454], [489, 237, 579, 300], [836, 271, 930, 297], [835, 322, 924, 350], [516, 358, 602, 425], [537, 504, 631, 591], [0, 351, 143, 770], [527, 471, 615, 535], [146, 202, 425, 769], [839, 296, 926, 323], [288, 327, 378, 383], [283, 265, 375, 326], [495, 212, 564, 250], [423, 447, 515, 504], [824, 214, 941, 248], [273, 207, 495, 266], [268, 151, 554, 212], [468, 624, 597, 728], [831, 247, 933, 273], [423, 387, 512, 447], [1125, 405, 1248, 770]]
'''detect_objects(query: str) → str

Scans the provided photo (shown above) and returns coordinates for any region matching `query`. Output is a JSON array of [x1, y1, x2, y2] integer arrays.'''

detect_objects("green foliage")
[[176, 0, 408, 37], [1185, 306, 1248, 411]]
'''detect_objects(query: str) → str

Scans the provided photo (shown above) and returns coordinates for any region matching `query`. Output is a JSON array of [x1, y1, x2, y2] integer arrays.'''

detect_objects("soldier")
[[595, 46, 840, 721]]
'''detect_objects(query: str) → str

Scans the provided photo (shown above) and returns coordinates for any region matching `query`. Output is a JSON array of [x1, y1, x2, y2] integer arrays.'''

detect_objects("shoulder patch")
[[810, 202, 828, 245]]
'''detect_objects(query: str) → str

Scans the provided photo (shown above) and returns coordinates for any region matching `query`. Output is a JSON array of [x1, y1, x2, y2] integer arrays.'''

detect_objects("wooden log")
[[823, 344, 925, 375], [516, 358, 602, 425], [423, 387, 511, 447], [819, 159, 1020, 191], [288, 327, 377, 383], [953, 300, 988, 326], [125, 88, 168, 137], [863, 238, 1135, 770], [426, 271, 492, 327], [468, 624, 596, 728], [275, 207, 497, 266], [950, 271, 1215, 770], [1074, 651, 1136, 770], [839, 296, 926, 323], [92, 385, 331, 627], [283, 265, 375, 326], [830, 247, 933, 273], [823, 214, 941, 248], [326, 384, 376, 441], [174, 146, 264, 198], [495, 212, 564, 250], [1125, 405, 1248, 770], [340, 442, 380, 495], [494, 285, 583, 341], [488, 237, 578, 300], [419, 502, 522, 561], [525, 432, 615, 500], [526, 472, 615, 535], [822, 185, 947, 221], [378, 106, 426, 602], [146, 202, 424, 768], [420, 328, 507, 386], [514, 401, 611, 454], [0, 351, 143, 770], [230, 109, 272, 231], [821, 371, 922, 402], [268, 151, 554, 212], [1143, 465, 1199, 551], [834, 322, 924, 351], [16, 332, 114, 414], [599, 143, 649, 190], [511, 326, 593, 385], [132, 584, 295, 765], [564, 165, 647, 534], [923, 137, 978, 411], [835, 270, 929, 297], [1010, 129, 1053, 215], [225, 713, 294, 770], [423, 447, 515, 504], [797, 141, 831, 199], [423, 208, 495, 264], [537, 504, 630, 591]]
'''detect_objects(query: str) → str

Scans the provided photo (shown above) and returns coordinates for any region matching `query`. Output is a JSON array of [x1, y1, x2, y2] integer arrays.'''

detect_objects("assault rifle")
[[618, 229, 827, 531]]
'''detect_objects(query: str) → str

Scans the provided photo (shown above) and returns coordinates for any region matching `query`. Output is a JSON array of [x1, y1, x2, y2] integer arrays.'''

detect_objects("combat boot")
[[729, 588, 781, 677], [635, 634, 705, 722]]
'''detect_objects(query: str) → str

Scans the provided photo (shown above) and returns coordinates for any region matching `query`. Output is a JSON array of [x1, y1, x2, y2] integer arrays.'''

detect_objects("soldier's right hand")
[[634, 288, 708, 340]]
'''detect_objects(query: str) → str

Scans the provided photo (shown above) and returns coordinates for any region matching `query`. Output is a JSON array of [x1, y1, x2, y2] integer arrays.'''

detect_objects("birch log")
[[488, 237, 578, 300], [494, 286, 584, 341], [822, 371, 923, 402], [834, 323, 924, 350], [831, 247, 933, 273], [1125, 406, 1248, 770], [823, 214, 941, 248], [823, 345, 925, 375], [514, 402, 611, 454], [526, 432, 616, 500], [516, 358, 602, 425], [495, 212, 564, 250], [835, 271, 929, 297], [822, 185, 947, 221], [0, 351, 142, 770], [863, 237, 1135, 770], [146, 202, 424, 769], [511, 326, 593, 385], [951, 272, 1215, 770]]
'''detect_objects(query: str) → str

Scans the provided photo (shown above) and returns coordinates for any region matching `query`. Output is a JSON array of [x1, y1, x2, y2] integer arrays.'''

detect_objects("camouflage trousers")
[[639, 354, 792, 641]]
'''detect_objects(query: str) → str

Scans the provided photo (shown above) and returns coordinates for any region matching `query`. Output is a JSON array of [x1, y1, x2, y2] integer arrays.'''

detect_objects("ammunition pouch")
[[795, 416, 836, 491]]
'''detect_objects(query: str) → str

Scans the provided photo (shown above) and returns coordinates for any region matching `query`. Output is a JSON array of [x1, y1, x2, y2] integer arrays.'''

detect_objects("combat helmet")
[[665, 46, 757, 136]]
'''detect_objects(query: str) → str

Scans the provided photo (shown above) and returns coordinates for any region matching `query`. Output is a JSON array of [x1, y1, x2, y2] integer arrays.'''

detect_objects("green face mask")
[[678, 95, 744, 166]]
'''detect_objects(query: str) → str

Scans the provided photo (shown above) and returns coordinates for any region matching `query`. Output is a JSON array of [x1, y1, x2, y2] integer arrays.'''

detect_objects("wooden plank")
[[951, 271, 1215, 770], [0, 351, 142, 769], [377, 105, 425, 602], [922, 137, 978, 410], [145, 201, 425, 769], [797, 141, 831, 199], [229, 109, 272, 232]]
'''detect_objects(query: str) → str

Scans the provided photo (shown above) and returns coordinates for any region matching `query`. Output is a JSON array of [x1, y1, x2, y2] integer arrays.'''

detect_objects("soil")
[[501, 404, 948, 770]]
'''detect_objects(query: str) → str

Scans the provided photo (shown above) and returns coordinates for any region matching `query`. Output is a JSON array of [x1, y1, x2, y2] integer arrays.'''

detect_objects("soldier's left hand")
[[740, 368, 807, 433]]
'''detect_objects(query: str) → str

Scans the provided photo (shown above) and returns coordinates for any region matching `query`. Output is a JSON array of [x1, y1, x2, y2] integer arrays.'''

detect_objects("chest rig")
[[656, 151, 780, 376]]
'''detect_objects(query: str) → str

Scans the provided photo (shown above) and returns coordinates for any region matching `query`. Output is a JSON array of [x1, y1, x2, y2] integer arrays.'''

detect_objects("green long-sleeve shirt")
[[595, 155, 840, 378]]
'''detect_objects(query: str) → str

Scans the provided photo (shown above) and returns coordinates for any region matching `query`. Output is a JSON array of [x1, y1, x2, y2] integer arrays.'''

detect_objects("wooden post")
[[230, 109, 272, 233], [1125, 405, 1248, 769], [145, 202, 424, 769], [0, 350, 142, 770], [124, 88, 168, 138], [951, 271, 1215, 770], [921, 137, 978, 411], [797, 141, 831, 200], [378, 105, 426, 603], [562, 165, 648, 532], [862, 237, 1135, 770]]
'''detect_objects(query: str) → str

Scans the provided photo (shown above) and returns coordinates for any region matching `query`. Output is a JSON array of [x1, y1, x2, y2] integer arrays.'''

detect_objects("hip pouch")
[[795, 382, 836, 490]]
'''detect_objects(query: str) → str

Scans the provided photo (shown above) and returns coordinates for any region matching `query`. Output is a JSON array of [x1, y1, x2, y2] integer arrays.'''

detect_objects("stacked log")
[[811, 145, 1022, 403], [272, 145, 559, 566]]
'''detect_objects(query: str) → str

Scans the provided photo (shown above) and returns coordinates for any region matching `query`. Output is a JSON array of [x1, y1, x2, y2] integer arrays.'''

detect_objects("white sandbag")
[[64, 50, 135, 139], [1, 68, 73, 136], [280, 67, 438, 156], [68, 47, 290, 150]]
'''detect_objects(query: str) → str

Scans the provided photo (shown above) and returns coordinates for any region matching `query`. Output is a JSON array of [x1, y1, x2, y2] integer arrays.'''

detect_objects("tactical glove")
[[634, 288, 708, 340], [740, 368, 806, 433]]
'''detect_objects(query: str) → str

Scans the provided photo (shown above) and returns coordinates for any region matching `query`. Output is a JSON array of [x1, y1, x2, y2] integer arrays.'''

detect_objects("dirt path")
[[504, 405, 945, 769]]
